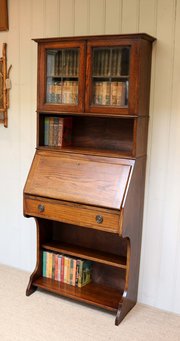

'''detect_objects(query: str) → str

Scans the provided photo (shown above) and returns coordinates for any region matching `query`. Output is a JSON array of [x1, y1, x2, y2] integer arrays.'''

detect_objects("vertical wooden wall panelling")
[[139, 0, 158, 36], [31, 0, 45, 118], [60, 0, 75, 37], [19, 0, 37, 270], [156, 0, 180, 311], [44, 0, 60, 37], [121, 0, 140, 33], [19, 0, 35, 172], [139, 0, 177, 309], [74, 0, 89, 36], [105, 0, 123, 34], [32, 0, 45, 38], [0, 0, 21, 267], [171, 0, 180, 314], [137, 0, 158, 302], [89, 0, 106, 35]]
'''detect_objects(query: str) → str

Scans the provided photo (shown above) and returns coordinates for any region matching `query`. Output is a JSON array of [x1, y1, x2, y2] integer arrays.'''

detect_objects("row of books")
[[47, 49, 79, 77], [93, 81, 127, 106], [93, 48, 129, 77], [44, 117, 72, 147], [46, 80, 78, 104], [42, 251, 92, 288]]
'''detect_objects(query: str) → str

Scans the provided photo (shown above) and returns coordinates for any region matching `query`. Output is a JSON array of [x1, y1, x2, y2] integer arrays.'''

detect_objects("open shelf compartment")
[[41, 241, 127, 269], [33, 277, 122, 311], [38, 114, 135, 157]]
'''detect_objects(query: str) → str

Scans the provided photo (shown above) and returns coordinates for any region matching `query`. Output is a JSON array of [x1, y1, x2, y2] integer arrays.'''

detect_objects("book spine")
[[61, 256, 64, 282], [64, 256, 69, 283], [42, 251, 47, 277], [72, 259, 77, 286], [52, 253, 55, 280], [53, 117, 59, 146], [44, 117, 49, 146], [78, 260, 92, 288], [116, 82, 126, 106], [75, 259, 81, 286], [69, 258, 74, 286], [54, 254, 59, 281], [48, 252, 53, 279], [48, 117, 54, 146], [57, 255, 62, 282], [77, 260, 84, 288]]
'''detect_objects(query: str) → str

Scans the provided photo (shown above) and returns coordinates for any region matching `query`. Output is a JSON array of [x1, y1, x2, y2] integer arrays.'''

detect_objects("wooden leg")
[[115, 238, 136, 325], [115, 291, 136, 325], [26, 272, 38, 296], [26, 218, 43, 296]]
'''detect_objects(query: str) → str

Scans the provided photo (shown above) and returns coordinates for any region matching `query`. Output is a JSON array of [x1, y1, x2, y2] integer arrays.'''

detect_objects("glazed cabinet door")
[[37, 41, 86, 113], [85, 39, 140, 116]]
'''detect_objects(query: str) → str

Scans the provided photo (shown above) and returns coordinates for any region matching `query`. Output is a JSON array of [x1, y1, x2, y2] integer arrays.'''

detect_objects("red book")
[[57, 117, 72, 147]]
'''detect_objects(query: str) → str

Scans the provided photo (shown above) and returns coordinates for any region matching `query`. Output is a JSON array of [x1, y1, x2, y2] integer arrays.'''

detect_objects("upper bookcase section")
[[34, 33, 155, 116]]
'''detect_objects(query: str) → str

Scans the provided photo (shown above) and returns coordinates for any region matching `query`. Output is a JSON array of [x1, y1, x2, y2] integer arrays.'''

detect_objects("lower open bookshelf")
[[33, 276, 123, 311]]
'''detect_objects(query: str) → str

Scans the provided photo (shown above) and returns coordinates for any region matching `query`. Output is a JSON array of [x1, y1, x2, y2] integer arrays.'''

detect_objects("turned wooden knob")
[[96, 215, 103, 224], [38, 204, 45, 212]]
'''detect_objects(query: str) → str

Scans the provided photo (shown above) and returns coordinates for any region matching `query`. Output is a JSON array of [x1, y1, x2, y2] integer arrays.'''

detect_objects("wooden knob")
[[96, 215, 103, 224], [38, 204, 45, 212]]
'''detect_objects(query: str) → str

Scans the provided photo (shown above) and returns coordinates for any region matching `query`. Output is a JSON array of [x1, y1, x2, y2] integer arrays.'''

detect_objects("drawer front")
[[24, 197, 120, 233]]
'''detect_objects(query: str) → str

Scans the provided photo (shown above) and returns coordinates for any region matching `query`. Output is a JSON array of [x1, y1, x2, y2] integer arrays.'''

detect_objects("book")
[[48, 117, 54, 146], [72, 259, 77, 286], [116, 82, 126, 106], [57, 117, 72, 147], [42, 250, 92, 287], [44, 116, 72, 147], [42, 251, 47, 277], [46, 251, 53, 278], [57, 254, 62, 282], [54, 254, 59, 281], [52, 253, 56, 279], [75, 259, 81, 286], [60, 256, 65, 282], [77, 260, 92, 288], [69, 258, 74, 285]]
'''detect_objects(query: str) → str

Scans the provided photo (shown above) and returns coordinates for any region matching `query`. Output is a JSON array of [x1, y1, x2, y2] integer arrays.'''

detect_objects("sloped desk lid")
[[24, 151, 134, 210]]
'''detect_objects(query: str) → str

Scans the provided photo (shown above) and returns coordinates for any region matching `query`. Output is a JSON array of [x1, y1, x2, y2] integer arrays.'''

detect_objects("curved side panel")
[[26, 218, 41, 296], [115, 157, 147, 324]]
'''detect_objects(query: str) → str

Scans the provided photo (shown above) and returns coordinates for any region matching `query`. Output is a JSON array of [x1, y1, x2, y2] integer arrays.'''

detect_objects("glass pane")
[[46, 48, 79, 105], [62, 80, 78, 104], [93, 48, 111, 77], [62, 49, 79, 77], [92, 47, 130, 107], [93, 81, 127, 106]]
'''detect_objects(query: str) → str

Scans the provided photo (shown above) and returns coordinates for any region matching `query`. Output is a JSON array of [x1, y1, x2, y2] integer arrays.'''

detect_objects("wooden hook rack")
[[0, 43, 12, 128]]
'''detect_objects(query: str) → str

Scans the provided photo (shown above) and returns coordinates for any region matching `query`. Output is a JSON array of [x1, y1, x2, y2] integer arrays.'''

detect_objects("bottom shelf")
[[33, 277, 122, 312]]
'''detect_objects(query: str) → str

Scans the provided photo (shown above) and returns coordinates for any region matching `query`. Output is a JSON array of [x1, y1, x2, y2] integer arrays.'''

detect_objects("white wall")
[[0, 0, 180, 315]]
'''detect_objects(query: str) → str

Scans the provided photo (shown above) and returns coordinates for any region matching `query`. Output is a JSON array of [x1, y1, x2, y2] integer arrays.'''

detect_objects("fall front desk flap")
[[24, 151, 134, 210]]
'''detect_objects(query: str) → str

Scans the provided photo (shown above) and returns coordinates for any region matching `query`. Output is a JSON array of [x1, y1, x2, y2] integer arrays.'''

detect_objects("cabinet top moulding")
[[32, 33, 156, 43]]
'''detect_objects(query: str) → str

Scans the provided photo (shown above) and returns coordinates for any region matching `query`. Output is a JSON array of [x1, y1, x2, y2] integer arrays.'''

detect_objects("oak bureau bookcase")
[[23, 33, 155, 325]]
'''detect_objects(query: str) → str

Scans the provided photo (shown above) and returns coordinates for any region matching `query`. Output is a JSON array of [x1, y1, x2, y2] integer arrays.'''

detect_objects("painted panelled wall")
[[0, 0, 180, 314]]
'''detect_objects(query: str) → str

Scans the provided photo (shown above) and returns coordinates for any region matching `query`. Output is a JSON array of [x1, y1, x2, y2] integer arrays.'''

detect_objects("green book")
[[69, 258, 74, 285], [44, 117, 49, 146], [42, 251, 47, 277], [78, 260, 92, 288]]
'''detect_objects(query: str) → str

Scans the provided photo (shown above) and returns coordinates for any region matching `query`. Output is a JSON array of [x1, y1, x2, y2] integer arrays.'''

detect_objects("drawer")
[[24, 196, 120, 233]]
